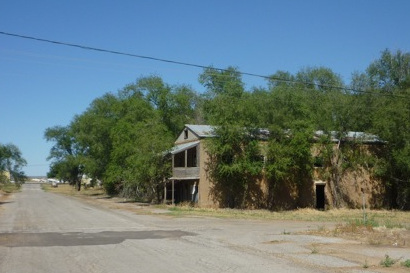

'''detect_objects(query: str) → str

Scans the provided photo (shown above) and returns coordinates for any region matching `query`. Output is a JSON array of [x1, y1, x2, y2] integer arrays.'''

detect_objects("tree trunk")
[[76, 179, 81, 191], [330, 141, 343, 208]]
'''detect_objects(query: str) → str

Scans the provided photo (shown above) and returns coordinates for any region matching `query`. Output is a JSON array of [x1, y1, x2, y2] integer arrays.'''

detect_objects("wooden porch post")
[[163, 182, 167, 204], [172, 179, 175, 205]]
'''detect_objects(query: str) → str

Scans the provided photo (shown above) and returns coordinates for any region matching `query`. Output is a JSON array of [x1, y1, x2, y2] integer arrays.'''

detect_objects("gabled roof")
[[185, 124, 216, 138]]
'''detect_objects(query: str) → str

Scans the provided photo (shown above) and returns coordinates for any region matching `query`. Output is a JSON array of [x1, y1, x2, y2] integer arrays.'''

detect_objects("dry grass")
[[167, 205, 410, 247], [167, 205, 410, 229], [42, 183, 106, 197], [0, 183, 20, 194]]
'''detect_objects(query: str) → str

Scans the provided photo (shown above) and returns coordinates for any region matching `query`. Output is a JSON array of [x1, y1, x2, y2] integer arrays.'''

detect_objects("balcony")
[[172, 167, 200, 180]]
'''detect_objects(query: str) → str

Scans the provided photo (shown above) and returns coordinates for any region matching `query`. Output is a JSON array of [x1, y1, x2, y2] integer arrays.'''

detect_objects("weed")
[[363, 259, 369, 268], [401, 259, 410, 268], [316, 225, 326, 232], [311, 245, 319, 254], [380, 254, 397, 267], [282, 230, 291, 235], [368, 238, 381, 245], [352, 215, 379, 228]]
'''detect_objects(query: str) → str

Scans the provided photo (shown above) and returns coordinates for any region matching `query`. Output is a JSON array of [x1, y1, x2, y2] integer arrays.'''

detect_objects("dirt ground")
[[32, 183, 410, 272], [0, 190, 11, 206], [55, 191, 409, 272]]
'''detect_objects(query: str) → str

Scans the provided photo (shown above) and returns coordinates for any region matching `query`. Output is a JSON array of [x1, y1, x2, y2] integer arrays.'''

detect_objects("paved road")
[[0, 184, 407, 273]]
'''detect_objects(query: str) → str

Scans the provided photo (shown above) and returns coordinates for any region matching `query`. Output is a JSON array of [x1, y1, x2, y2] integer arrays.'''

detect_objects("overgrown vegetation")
[[0, 182, 21, 193], [0, 143, 27, 186], [45, 49, 410, 209], [402, 259, 410, 268]]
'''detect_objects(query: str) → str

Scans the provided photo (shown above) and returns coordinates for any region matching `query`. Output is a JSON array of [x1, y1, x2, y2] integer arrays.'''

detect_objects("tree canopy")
[[45, 49, 410, 209], [0, 143, 27, 184]]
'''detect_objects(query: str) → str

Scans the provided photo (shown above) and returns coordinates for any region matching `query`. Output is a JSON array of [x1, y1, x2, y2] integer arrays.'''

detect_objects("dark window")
[[184, 129, 188, 139], [174, 152, 185, 167], [187, 147, 197, 167]]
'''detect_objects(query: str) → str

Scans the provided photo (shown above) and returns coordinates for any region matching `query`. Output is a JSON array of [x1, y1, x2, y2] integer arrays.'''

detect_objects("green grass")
[[349, 215, 379, 228]]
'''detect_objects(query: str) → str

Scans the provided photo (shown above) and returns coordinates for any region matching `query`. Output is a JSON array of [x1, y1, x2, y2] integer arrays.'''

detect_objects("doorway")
[[316, 184, 325, 210]]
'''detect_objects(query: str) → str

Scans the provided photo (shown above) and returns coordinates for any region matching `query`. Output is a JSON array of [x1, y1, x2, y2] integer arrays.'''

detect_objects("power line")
[[1, 31, 409, 99], [0, 31, 224, 72]]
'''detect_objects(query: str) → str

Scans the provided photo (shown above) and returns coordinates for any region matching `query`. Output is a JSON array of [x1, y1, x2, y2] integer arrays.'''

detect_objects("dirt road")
[[0, 184, 408, 272]]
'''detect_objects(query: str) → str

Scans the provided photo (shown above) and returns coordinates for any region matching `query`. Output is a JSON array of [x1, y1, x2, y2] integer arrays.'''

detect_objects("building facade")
[[166, 125, 386, 209]]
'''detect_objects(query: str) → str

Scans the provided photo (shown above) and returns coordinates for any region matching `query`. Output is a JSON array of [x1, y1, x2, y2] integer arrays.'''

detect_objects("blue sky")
[[1, 0, 409, 176]]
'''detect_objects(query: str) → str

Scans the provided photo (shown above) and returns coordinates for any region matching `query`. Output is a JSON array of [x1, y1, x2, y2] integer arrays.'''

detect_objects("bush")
[[401, 259, 410, 268], [380, 255, 396, 267]]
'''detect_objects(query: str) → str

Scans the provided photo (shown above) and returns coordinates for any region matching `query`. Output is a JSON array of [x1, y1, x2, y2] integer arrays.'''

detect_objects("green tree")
[[268, 70, 296, 89], [296, 67, 344, 92], [361, 49, 410, 209], [68, 77, 178, 199], [70, 93, 120, 181], [44, 126, 84, 190], [206, 125, 265, 208], [107, 119, 173, 201], [371, 91, 410, 209], [267, 85, 313, 129], [199, 66, 244, 98], [367, 49, 410, 91], [103, 91, 172, 197], [199, 66, 245, 125], [135, 76, 198, 136], [265, 67, 348, 132], [265, 126, 313, 209], [168, 85, 200, 132], [0, 143, 27, 184]]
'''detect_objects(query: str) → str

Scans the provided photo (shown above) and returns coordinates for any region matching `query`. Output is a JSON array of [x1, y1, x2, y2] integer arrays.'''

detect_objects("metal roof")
[[314, 130, 385, 144], [185, 124, 216, 138], [170, 141, 200, 155], [181, 125, 384, 144]]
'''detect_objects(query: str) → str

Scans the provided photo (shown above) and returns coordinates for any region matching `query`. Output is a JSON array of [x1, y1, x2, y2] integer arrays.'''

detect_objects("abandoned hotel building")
[[164, 124, 386, 209]]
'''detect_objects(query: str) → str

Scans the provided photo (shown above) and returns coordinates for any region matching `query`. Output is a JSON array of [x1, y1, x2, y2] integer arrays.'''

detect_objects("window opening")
[[187, 147, 197, 167], [174, 152, 185, 167]]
